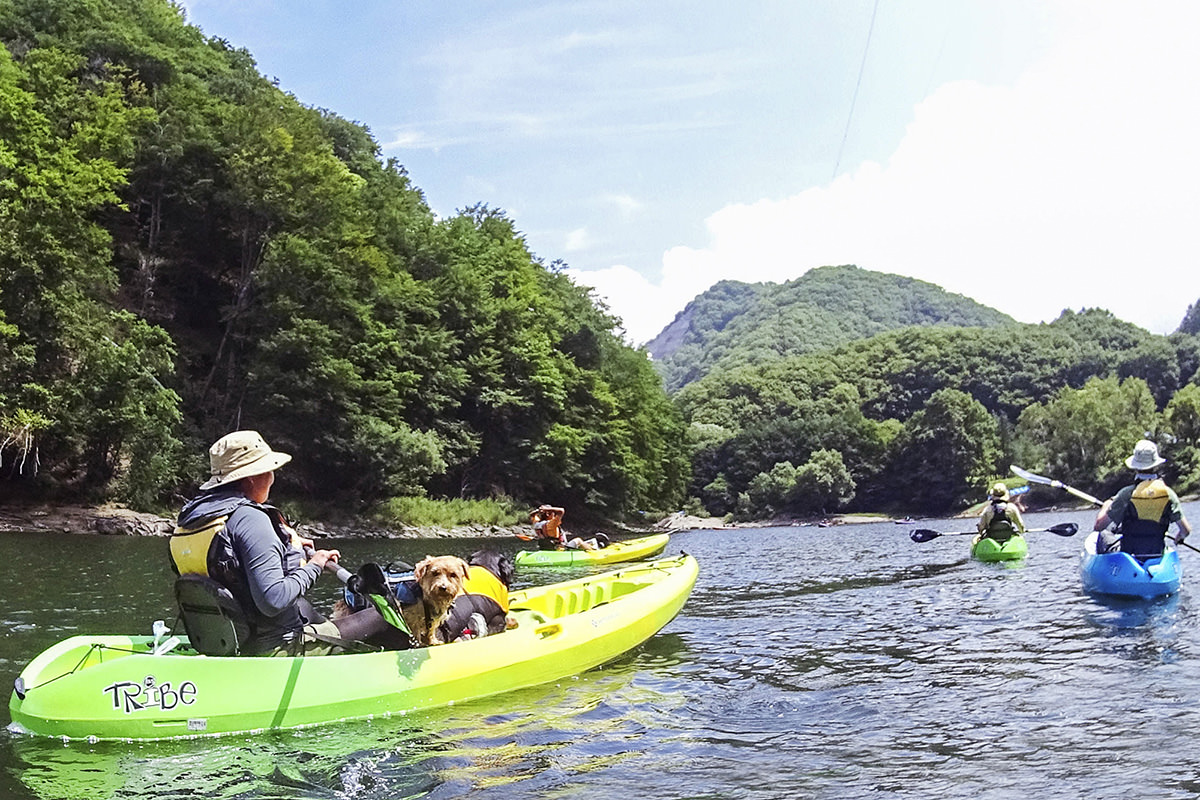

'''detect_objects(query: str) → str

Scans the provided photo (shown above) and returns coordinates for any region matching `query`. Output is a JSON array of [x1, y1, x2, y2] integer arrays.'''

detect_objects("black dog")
[[438, 549, 516, 642]]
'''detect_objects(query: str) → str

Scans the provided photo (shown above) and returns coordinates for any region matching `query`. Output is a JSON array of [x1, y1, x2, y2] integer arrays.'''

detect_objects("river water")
[[4, 504, 1200, 799]]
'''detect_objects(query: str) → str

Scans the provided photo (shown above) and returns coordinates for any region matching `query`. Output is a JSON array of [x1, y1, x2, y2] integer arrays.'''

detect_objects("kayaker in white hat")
[[171, 431, 400, 654], [1094, 439, 1191, 557]]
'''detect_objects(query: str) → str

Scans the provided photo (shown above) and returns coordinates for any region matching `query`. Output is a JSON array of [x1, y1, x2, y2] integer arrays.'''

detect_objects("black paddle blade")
[[350, 562, 392, 598], [1048, 522, 1079, 536], [910, 529, 941, 543]]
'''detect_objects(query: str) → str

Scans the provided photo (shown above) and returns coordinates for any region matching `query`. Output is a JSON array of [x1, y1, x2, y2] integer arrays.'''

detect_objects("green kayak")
[[970, 533, 1029, 562], [515, 533, 670, 567], [8, 554, 698, 741]]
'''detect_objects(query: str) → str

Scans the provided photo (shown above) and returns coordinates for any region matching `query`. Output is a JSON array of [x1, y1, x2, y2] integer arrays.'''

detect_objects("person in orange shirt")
[[530, 504, 595, 551]]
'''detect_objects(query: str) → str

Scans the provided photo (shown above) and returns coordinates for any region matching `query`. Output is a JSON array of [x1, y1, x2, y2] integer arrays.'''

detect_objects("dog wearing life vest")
[[401, 554, 471, 646], [438, 549, 518, 643]]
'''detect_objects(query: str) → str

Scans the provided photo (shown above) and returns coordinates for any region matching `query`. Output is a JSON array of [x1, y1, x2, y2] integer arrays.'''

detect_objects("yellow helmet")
[[989, 482, 1010, 500]]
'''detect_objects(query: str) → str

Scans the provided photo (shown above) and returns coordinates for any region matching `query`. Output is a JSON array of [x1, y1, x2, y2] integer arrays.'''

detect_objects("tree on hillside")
[[742, 461, 798, 518], [735, 449, 855, 519], [1164, 383, 1200, 494], [1179, 300, 1200, 336], [1116, 338, 1180, 409], [792, 448, 856, 515], [884, 388, 1001, 513], [0, 41, 182, 505], [1169, 332, 1200, 389], [1013, 376, 1158, 495]]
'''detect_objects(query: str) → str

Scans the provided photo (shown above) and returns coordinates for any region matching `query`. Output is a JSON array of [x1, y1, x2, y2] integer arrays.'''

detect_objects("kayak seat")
[[174, 575, 251, 656]]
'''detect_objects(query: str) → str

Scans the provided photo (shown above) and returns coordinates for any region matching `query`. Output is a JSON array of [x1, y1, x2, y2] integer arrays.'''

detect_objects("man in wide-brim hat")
[[977, 481, 1027, 542], [1094, 439, 1192, 556], [172, 431, 394, 654]]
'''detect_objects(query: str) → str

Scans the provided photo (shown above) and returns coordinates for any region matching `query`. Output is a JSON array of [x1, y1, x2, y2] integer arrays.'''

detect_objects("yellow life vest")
[[1130, 479, 1171, 522], [170, 506, 304, 578], [1117, 478, 1173, 556], [462, 565, 509, 612], [169, 515, 230, 576]]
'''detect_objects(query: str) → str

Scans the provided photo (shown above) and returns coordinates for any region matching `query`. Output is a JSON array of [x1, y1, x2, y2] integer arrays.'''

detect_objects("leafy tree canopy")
[[0, 0, 688, 519]]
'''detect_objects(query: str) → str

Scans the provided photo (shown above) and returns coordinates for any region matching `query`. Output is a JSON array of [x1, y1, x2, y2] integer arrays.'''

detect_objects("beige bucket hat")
[[1125, 439, 1166, 471], [199, 430, 292, 490]]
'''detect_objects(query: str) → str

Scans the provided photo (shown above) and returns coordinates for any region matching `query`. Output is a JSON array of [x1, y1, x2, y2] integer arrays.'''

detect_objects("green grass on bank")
[[372, 496, 526, 529]]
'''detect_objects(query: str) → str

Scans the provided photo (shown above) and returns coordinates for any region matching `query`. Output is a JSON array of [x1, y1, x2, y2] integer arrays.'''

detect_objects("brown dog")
[[402, 555, 470, 646], [438, 549, 518, 642]]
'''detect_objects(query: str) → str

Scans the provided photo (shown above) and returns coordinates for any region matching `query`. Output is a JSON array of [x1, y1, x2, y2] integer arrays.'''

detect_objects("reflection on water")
[[8, 662, 680, 799], [5, 503, 1200, 799]]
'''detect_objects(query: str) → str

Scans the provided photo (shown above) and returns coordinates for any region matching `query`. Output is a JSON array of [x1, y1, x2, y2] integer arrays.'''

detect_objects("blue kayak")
[[1080, 532, 1181, 599]]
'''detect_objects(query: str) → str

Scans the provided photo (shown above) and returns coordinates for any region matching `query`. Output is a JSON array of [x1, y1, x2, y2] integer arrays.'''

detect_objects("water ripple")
[[7, 509, 1200, 798]]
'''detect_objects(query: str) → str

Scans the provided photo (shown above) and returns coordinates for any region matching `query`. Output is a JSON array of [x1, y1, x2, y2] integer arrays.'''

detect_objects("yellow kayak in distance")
[[515, 533, 671, 567]]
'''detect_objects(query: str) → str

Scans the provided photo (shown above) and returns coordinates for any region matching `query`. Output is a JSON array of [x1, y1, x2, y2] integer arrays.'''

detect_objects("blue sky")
[[179, 1, 1199, 344]]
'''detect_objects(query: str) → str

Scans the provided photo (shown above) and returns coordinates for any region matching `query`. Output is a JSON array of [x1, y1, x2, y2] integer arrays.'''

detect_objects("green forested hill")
[[646, 265, 1015, 392], [646, 265, 1200, 518], [675, 308, 1200, 517], [0, 0, 688, 517]]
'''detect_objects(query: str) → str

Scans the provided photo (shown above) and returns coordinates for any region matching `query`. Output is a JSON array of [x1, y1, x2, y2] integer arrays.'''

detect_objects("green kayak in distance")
[[8, 554, 698, 742], [515, 533, 670, 567], [970, 533, 1029, 562]]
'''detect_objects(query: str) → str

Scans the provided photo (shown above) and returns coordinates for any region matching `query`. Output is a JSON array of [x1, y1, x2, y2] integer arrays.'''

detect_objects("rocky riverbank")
[[0, 503, 675, 540], [0, 504, 920, 539], [0, 504, 176, 536], [0, 503, 532, 539]]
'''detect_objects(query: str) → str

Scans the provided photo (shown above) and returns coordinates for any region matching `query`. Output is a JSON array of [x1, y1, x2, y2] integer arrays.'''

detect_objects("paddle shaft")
[[918, 527, 1063, 538], [1176, 537, 1200, 555], [910, 522, 1077, 543], [1010, 465, 1103, 506], [303, 546, 352, 583]]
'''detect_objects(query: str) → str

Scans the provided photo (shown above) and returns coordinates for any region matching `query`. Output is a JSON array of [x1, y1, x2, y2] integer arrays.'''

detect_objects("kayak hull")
[[970, 534, 1028, 562], [515, 533, 670, 567], [8, 554, 697, 741], [1080, 532, 1180, 599]]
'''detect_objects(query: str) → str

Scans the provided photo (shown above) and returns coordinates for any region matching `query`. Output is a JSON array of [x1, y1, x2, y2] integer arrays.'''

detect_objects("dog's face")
[[414, 555, 470, 605], [469, 549, 515, 588]]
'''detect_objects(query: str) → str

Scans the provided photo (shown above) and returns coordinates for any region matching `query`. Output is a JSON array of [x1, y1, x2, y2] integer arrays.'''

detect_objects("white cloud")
[[564, 227, 591, 252], [566, 263, 664, 340], [382, 130, 441, 150], [582, 2, 1200, 345], [600, 192, 644, 219]]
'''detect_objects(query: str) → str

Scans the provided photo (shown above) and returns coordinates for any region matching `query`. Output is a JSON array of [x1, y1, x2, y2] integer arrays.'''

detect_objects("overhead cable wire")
[[833, 0, 880, 180]]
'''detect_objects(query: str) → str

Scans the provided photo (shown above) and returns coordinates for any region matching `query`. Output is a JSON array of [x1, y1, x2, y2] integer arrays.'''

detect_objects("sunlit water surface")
[[4, 504, 1200, 799]]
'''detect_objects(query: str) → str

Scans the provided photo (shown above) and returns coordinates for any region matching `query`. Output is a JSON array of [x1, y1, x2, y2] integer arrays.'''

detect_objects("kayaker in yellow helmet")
[[977, 482, 1027, 541], [172, 431, 398, 655], [1094, 440, 1191, 557]]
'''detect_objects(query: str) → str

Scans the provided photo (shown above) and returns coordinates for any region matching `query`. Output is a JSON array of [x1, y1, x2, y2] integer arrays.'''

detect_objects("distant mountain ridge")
[[646, 265, 1015, 392]]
